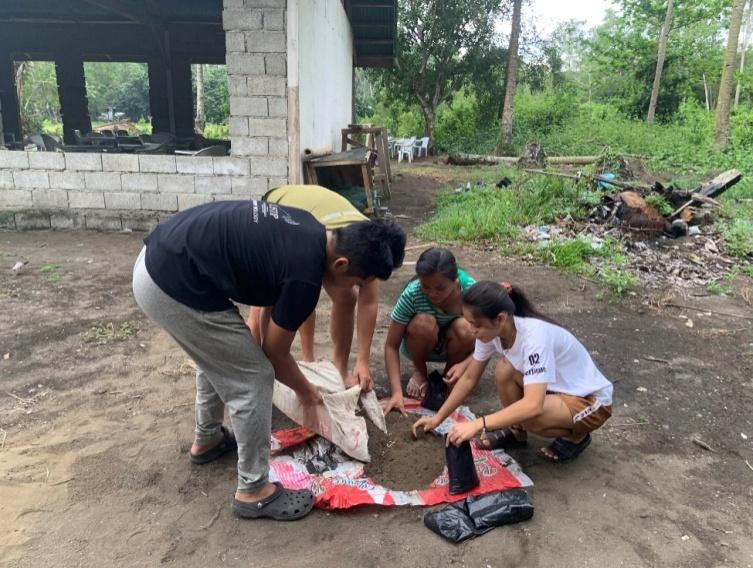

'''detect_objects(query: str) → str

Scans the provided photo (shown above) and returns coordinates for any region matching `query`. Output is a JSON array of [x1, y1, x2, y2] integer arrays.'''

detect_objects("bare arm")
[[354, 279, 379, 369], [382, 319, 408, 415], [445, 383, 547, 446], [262, 319, 322, 406], [412, 357, 488, 436]]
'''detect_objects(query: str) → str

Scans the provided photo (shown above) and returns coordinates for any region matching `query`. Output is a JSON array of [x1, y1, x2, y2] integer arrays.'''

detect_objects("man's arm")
[[262, 319, 322, 407], [353, 279, 379, 385]]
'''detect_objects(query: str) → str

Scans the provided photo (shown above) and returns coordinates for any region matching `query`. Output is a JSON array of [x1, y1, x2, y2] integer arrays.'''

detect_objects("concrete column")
[[148, 59, 171, 134], [170, 58, 195, 137], [55, 55, 92, 144], [0, 54, 22, 144]]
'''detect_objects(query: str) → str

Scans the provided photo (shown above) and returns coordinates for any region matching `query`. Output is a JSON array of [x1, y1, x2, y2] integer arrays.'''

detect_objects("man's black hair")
[[333, 219, 406, 280]]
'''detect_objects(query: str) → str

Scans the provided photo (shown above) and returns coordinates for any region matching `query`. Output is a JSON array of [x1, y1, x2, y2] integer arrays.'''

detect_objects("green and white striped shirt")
[[390, 269, 476, 327]]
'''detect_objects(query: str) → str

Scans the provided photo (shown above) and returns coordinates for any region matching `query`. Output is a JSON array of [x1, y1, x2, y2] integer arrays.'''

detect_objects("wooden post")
[[0, 53, 22, 144], [55, 54, 92, 144]]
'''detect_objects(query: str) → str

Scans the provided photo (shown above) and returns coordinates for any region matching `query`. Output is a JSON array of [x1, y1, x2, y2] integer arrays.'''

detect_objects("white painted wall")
[[297, 0, 353, 154]]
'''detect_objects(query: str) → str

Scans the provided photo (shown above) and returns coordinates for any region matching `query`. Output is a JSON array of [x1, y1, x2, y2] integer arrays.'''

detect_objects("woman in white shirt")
[[413, 280, 613, 463]]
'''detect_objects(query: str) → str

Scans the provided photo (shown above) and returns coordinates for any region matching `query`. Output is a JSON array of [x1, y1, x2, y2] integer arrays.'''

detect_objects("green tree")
[[378, 0, 505, 143], [715, 0, 747, 148]]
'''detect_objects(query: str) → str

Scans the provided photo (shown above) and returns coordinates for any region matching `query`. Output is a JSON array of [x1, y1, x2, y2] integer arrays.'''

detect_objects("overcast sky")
[[529, 0, 612, 35]]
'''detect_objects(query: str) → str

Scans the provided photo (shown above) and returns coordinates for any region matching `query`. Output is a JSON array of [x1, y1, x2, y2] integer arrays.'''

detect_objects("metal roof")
[[345, 0, 397, 68], [0, 0, 222, 26]]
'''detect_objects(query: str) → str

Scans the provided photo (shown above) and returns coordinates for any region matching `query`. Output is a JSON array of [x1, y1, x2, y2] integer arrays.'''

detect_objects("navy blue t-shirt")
[[143, 200, 326, 332]]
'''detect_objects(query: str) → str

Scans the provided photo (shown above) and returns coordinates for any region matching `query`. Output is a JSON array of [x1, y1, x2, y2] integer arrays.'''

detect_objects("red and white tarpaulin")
[[269, 400, 533, 510]]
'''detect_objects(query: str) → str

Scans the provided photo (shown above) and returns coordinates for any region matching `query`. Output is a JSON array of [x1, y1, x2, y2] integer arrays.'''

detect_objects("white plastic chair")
[[414, 136, 429, 158], [397, 136, 416, 163]]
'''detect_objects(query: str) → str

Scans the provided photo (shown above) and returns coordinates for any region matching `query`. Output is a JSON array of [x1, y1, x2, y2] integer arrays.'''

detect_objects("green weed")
[[38, 263, 63, 283], [81, 322, 139, 345], [598, 267, 639, 296], [706, 280, 732, 295], [645, 194, 673, 216], [718, 219, 753, 258]]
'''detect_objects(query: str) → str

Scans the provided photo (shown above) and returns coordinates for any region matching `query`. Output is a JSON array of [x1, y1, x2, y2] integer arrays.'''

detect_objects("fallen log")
[[446, 153, 600, 166], [446, 153, 517, 166]]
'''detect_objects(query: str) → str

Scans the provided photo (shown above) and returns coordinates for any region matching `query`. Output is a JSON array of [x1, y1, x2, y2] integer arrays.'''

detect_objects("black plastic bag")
[[422, 370, 448, 411], [466, 489, 535, 529], [424, 500, 491, 543], [424, 490, 534, 543], [445, 439, 480, 495]]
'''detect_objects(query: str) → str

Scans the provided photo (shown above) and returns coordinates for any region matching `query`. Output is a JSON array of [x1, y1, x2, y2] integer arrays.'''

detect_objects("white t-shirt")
[[473, 316, 613, 406]]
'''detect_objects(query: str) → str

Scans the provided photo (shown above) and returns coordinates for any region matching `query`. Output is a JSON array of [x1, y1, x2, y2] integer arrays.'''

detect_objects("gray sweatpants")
[[132, 247, 273, 493]]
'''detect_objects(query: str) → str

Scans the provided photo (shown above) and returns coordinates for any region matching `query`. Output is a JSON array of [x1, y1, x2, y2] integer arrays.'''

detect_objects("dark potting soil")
[[363, 412, 445, 491]]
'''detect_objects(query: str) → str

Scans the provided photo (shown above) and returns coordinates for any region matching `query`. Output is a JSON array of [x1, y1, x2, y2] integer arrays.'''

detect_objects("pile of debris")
[[590, 169, 741, 238], [518, 166, 745, 290]]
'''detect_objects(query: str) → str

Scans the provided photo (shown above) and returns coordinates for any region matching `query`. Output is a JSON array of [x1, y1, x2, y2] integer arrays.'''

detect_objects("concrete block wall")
[[0, 150, 267, 230], [224, 0, 289, 186]]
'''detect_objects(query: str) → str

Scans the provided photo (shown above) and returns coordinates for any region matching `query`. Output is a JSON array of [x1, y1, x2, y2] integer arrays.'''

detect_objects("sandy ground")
[[1, 164, 753, 567]]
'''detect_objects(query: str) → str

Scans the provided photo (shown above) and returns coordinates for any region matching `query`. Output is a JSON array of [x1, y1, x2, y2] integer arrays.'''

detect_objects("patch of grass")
[[416, 175, 601, 242], [645, 194, 673, 216], [38, 263, 63, 282], [741, 264, 753, 277], [718, 219, 753, 258], [82, 322, 139, 345], [707, 280, 733, 295], [598, 267, 639, 296]]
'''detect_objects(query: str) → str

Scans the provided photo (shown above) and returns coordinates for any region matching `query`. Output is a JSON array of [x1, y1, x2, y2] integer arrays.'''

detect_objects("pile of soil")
[[363, 412, 445, 491]]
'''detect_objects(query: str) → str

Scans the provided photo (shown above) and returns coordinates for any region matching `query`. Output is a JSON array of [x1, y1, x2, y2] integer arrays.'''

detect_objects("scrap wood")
[[665, 302, 753, 320], [200, 506, 222, 530], [642, 356, 670, 364], [446, 153, 600, 166], [692, 437, 715, 452], [1, 428, 6, 449], [670, 170, 742, 218]]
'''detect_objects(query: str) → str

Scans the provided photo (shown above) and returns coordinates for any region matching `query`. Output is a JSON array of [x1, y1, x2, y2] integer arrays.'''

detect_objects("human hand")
[[350, 360, 374, 392], [296, 383, 323, 407], [412, 415, 440, 438], [383, 393, 407, 417], [444, 361, 468, 386], [446, 420, 481, 447]]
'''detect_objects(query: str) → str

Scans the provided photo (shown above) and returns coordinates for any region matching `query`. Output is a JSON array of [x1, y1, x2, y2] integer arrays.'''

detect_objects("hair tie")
[[500, 281, 513, 294]]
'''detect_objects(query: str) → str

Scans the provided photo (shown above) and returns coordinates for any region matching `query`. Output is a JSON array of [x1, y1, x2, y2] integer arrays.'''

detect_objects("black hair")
[[462, 280, 559, 325], [333, 218, 406, 280], [415, 247, 458, 281]]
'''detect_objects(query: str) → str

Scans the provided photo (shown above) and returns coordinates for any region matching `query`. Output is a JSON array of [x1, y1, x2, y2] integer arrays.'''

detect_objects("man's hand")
[[349, 360, 374, 392], [296, 383, 323, 407], [383, 393, 407, 417], [444, 360, 470, 386], [446, 419, 482, 447], [412, 415, 441, 438]]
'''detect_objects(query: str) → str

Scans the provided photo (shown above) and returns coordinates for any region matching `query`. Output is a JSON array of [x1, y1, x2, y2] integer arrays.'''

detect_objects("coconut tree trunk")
[[647, 0, 674, 125], [496, 0, 522, 155], [715, 0, 747, 149], [195, 64, 205, 133], [735, 0, 753, 107]]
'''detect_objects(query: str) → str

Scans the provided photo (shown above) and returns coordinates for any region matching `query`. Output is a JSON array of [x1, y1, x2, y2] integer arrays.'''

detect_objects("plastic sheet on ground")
[[268, 399, 533, 510]]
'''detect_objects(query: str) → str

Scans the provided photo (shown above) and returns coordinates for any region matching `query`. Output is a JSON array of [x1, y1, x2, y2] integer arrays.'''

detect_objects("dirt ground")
[[2, 163, 753, 567]]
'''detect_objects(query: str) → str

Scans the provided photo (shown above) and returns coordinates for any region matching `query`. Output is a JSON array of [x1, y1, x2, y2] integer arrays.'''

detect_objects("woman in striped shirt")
[[383, 248, 476, 415]]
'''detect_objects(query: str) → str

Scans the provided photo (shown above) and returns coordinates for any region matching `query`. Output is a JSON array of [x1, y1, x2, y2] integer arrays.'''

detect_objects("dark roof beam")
[[79, 0, 142, 23]]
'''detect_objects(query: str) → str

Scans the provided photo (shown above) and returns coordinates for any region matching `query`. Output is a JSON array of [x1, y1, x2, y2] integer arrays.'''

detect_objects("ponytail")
[[462, 280, 559, 326]]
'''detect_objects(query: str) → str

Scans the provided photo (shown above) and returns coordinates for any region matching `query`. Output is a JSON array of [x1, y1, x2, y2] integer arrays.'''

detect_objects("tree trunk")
[[647, 0, 674, 125], [735, 0, 753, 107], [715, 0, 747, 149], [496, 0, 522, 155], [703, 74, 710, 111], [421, 106, 435, 149], [195, 64, 205, 133]]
